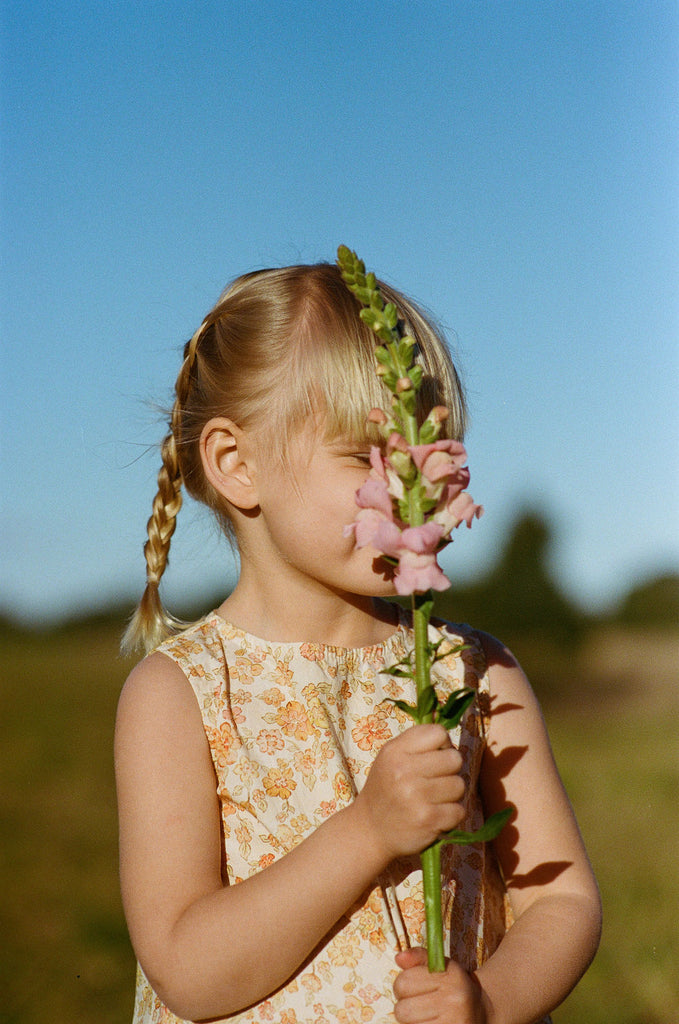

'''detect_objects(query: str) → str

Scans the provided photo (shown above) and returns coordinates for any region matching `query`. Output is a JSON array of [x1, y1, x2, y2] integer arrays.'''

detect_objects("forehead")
[[289, 415, 375, 454], [277, 385, 383, 449]]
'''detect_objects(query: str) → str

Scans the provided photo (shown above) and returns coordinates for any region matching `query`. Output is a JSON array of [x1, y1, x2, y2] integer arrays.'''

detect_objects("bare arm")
[[393, 633, 602, 1024], [115, 652, 466, 1021]]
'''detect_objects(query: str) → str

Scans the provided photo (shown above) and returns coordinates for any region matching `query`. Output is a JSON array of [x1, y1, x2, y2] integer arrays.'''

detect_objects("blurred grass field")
[[1, 615, 677, 1024]]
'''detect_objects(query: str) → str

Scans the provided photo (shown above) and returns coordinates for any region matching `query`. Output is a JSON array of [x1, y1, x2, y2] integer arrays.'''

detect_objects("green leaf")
[[376, 323, 395, 344], [401, 389, 417, 415], [388, 449, 416, 482], [381, 653, 415, 679], [431, 641, 470, 665], [408, 364, 423, 389], [418, 419, 437, 444], [384, 302, 399, 329], [386, 698, 419, 721], [337, 247, 371, 295], [436, 687, 475, 729], [397, 336, 415, 363], [417, 685, 438, 719], [381, 665, 415, 679], [397, 496, 411, 521], [336, 244, 355, 275], [439, 807, 513, 846]]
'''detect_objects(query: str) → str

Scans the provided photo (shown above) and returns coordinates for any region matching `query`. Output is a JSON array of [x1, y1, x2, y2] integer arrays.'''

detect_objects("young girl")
[[116, 261, 601, 1024]]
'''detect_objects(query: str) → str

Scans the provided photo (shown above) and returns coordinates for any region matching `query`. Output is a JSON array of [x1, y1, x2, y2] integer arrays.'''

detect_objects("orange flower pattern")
[[131, 610, 550, 1024]]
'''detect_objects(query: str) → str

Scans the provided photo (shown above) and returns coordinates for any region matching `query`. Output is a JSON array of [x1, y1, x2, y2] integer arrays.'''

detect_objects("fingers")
[[393, 950, 440, 1001], [391, 730, 465, 808], [395, 947, 428, 970], [394, 952, 485, 1024], [384, 725, 463, 785], [355, 723, 467, 862], [399, 723, 456, 754]]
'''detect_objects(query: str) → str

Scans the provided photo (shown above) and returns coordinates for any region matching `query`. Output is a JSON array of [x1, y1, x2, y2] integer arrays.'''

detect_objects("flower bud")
[[388, 448, 416, 483]]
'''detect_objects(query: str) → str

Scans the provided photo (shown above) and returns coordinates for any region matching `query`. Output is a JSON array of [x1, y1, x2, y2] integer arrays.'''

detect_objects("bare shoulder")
[[473, 629, 543, 712], [115, 651, 222, 971], [115, 650, 214, 793], [117, 650, 197, 725], [474, 629, 515, 664], [472, 629, 557, 792], [474, 631, 601, 912]]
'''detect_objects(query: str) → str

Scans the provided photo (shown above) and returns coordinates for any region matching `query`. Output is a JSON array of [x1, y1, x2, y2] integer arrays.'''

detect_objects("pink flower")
[[394, 550, 450, 594], [409, 439, 468, 479], [345, 433, 481, 595], [400, 522, 444, 554], [347, 507, 392, 548], [352, 514, 443, 562], [393, 525, 448, 593], [368, 518, 404, 557], [351, 513, 448, 595], [355, 475, 393, 518], [386, 432, 410, 455], [433, 489, 484, 533], [370, 445, 388, 475]]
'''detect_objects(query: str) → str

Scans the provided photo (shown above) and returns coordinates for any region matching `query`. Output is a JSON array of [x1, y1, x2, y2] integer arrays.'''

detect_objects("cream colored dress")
[[131, 609, 549, 1024]]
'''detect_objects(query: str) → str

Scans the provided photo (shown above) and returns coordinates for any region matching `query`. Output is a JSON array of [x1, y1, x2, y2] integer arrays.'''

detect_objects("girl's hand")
[[394, 948, 488, 1024], [353, 724, 465, 863]]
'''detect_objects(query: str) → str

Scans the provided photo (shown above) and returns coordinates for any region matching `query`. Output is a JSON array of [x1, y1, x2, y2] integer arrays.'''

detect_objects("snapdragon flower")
[[337, 245, 509, 974], [345, 434, 482, 594]]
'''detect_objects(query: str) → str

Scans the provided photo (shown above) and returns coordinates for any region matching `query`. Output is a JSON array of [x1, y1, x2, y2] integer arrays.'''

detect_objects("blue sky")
[[2, 1, 677, 625]]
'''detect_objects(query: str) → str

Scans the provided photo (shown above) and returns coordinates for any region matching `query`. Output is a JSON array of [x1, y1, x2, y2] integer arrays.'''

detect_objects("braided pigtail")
[[121, 327, 205, 656]]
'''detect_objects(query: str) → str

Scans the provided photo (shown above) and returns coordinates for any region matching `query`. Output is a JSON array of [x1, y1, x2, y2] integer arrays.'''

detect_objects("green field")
[[1, 617, 677, 1023]]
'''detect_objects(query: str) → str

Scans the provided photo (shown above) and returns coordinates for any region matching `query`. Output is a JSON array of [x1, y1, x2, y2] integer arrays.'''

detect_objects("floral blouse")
[[131, 609, 545, 1024]]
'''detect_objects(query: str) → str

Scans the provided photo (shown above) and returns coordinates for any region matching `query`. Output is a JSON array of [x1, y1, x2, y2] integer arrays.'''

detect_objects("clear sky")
[[2, 1, 677, 625]]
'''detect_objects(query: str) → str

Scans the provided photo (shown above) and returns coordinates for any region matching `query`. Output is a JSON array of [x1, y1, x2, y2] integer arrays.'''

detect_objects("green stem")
[[412, 593, 431, 716], [336, 247, 497, 974], [399, 343, 445, 971], [421, 839, 445, 972], [337, 250, 447, 971], [413, 591, 445, 971]]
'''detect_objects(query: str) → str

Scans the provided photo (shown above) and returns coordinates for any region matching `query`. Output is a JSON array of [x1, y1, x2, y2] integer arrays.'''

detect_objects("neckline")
[[207, 605, 410, 655]]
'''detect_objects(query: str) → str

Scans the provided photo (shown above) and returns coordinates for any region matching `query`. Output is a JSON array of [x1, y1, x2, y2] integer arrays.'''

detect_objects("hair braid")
[[121, 324, 206, 655]]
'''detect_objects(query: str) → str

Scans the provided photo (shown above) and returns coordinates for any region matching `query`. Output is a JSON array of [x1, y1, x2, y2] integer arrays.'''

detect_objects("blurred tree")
[[434, 510, 585, 644], [612, 572, 679, 628]]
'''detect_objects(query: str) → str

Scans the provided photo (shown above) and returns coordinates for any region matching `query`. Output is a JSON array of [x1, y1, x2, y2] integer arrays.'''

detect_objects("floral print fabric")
[[131, 610, 531, 1024]]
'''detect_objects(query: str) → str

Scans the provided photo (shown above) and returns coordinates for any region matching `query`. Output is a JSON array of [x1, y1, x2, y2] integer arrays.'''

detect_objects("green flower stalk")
[[337, 245, 511, 973]]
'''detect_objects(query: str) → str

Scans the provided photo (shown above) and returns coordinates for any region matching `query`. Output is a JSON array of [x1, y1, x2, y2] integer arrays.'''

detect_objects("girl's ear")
[[200, 418, 259, 510]]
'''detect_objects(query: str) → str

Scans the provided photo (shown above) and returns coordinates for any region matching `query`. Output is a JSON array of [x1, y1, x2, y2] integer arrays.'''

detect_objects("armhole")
[[147, 648, 211, 745], [153, 648, 199, 697], [152, 628, 230, 770]]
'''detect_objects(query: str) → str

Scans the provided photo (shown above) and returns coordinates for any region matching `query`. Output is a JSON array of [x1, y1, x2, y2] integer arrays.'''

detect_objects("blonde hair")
[[122, 262, 467, 654]]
